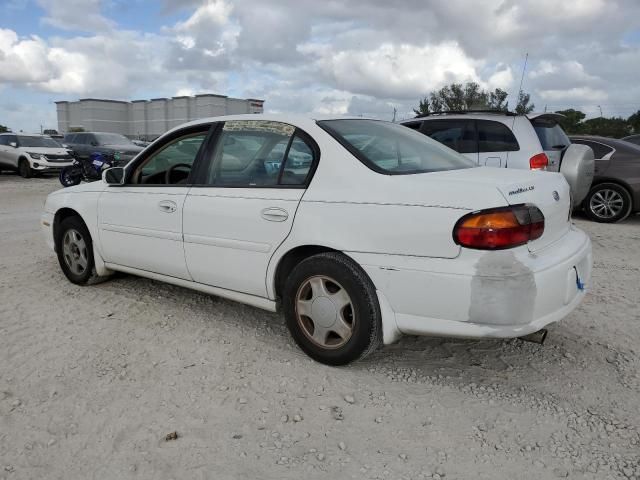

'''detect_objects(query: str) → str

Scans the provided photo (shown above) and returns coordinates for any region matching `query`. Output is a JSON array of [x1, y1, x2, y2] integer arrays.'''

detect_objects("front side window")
[[477, 120, 519, 152], [319, 119, 475, 174], [421, 120, 476, 153], [17, 136, 61, 148], [132, 132, 207, 185], [204, 120, 315, 187]]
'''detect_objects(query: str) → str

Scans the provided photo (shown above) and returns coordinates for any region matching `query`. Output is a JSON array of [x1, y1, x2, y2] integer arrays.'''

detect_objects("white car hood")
[[22, 147, 70, 155]]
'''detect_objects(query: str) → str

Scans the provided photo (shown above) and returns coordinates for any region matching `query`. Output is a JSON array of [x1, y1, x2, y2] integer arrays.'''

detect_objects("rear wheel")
[[583, 182, 632, 223], [59, 166, 82, 187], [18, 158, 32, 178], [55, 216, 104, 285], [283, 252, 382, 365]]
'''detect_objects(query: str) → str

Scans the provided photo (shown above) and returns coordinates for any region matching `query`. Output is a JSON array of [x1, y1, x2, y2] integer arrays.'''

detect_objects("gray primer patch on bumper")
[[468, 251, 536, 326]]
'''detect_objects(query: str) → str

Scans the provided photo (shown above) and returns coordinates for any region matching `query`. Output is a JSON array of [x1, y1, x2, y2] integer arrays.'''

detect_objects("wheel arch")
[[53, 207, 87, 246], [272, 244, 340, 300]]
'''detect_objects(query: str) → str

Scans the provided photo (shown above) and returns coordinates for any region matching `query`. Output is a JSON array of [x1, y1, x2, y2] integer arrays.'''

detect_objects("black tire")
[[59, 166, 82, 187], [55, 216, 103, 285], [583, 182, 633, 223], [283, 252, 382, 366], [18, 158, 32, 178]]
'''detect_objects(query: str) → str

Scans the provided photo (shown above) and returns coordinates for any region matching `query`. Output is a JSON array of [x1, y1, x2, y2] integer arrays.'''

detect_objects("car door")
[[183, 119, 318, 297], [97, 125, 211, 279], [0, 136, 9, 167], [2, 134, 20, 168], [420, 119, 479, 163], [571, 139, 615, 177], [476, 120, 519, 167]]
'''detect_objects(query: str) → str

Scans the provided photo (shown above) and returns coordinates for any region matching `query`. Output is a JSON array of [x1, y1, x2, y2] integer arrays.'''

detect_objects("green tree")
[[581, 117, 631, 138], [514, 91, 535, 115], [554, 109, 586, 134], [414, 82, 535, 114], [0, 124, 9, 133], [627, 110, 640, 134]]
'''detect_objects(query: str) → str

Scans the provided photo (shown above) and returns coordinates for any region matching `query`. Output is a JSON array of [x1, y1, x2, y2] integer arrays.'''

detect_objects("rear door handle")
[[261, 207, 289, 222], [158, 200, 177, 213]]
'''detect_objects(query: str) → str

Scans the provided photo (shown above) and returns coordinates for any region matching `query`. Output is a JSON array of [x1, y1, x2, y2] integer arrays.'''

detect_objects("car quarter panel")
[[266, 124, 510, 299]]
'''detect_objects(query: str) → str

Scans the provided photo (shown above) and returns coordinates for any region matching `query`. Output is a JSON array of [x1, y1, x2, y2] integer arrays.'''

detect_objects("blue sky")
[[1, 0, 639, 132]]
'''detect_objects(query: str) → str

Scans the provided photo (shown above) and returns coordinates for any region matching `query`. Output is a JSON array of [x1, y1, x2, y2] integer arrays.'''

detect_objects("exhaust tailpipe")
[[518, 329, 548, 345]]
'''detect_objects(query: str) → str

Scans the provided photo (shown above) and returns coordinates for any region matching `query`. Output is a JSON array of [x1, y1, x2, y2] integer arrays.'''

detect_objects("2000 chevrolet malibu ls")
[[41, 115, 592, 365]]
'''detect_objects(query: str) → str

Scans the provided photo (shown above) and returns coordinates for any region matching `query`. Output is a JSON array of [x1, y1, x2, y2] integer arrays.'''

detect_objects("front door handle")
[[261, 207, 289, 222], [158, 200, 177, 213]]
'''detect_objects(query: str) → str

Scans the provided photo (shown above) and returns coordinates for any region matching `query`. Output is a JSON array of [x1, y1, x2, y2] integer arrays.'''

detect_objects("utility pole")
[[597, 105, 603, 117], [392, 107, 397, 123]]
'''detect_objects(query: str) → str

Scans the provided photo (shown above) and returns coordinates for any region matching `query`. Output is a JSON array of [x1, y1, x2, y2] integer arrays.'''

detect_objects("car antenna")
[[509, 52, 529, 168]]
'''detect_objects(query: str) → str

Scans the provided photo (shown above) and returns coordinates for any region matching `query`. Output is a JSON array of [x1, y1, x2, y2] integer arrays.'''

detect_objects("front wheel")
[[18, 158, 32, 178], [283, 252, 382, 365], [55, 216, 103, 285], [59, 166, 82, 187], [583, 183, 632, 223]]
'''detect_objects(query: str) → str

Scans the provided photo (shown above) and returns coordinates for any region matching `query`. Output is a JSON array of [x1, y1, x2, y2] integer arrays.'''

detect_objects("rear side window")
[[571, 139, 614, 159], [531, 119, 570, 151], [204, 120, 316, 187], [477, 120, 519, 152], [421, 120, 476, 153], [318, 119, 475, 174]]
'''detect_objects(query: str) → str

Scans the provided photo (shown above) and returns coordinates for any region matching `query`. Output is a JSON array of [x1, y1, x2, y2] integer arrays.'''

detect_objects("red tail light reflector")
[[529, 153, 549, 170], [453, 205, 545, 250]]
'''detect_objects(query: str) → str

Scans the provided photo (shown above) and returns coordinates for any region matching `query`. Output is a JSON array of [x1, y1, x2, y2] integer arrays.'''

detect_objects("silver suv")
[[401, 112, 595, 206], [0, 133, 75, 178]]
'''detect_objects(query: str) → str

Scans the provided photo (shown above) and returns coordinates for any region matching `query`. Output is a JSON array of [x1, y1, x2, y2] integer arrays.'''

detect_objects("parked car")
[[43, 129, 64, 139], [570, 135, 640, 222], [63, 132, 144, 166], [0, 133, 74, 178], [622, 134, 640, 146], [400, 111, 594, 206], [42, 115, 592, 365]]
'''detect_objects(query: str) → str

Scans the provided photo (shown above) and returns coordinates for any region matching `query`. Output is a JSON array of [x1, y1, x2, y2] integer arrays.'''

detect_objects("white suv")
[[0, 133, 75, 178], [400, 112, 594, 205]]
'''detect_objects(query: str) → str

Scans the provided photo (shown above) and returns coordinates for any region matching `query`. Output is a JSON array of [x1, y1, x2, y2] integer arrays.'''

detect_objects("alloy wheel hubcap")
[[62, 229, 88, 275], [590, 189, 624, 219], [295, 276, 355, 349]]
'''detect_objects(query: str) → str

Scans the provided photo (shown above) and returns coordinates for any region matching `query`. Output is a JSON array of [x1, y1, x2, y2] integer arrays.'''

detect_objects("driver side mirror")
[[9, 142, 17, 148], [103, 167, 125, 185]]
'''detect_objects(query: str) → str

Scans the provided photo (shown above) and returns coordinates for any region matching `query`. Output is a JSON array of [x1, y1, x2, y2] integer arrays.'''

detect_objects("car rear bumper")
[[351, 225, 592, 343]]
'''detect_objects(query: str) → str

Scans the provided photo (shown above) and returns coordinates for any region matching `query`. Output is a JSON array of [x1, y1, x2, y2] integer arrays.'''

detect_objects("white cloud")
[[538, 87, 608, 103], [37, 0, 113, 32]]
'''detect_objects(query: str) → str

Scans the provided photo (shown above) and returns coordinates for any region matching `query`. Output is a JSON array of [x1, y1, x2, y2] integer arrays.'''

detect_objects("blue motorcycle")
[[59, 151, 119, 187]]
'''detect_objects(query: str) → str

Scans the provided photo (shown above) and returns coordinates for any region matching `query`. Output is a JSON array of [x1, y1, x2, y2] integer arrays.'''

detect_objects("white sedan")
[[41, 115, 592, 365]]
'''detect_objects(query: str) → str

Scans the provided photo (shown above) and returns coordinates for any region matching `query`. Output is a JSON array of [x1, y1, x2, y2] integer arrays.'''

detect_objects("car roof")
[[162, 113, 378, 136]]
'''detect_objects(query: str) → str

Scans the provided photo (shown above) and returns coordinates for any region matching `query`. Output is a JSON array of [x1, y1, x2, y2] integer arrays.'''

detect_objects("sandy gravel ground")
[[1, 175, 639, 480]]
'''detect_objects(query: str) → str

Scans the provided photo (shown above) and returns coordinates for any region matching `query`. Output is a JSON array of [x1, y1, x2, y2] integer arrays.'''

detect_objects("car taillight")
[[453, 205, 545, 250], [529, 153, 549, 170]]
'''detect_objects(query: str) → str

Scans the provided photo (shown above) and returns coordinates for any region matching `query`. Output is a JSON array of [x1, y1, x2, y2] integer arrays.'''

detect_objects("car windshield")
[[94, 133, 133, 145], [17, 136, 61, 148], [318, 119, 475, 174], [531, 120, 570, 150]]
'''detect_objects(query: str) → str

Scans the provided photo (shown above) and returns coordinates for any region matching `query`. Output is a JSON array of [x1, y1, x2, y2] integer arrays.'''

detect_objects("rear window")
[[571, 139, 614, 159], [532, 119, 570, 150], [318, 119, 475, 174], [477, 120, 519, 152]]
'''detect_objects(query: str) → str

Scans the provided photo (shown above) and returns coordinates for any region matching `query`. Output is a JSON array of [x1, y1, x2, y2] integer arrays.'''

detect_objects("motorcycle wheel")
[[59, 166, 82, 187]]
